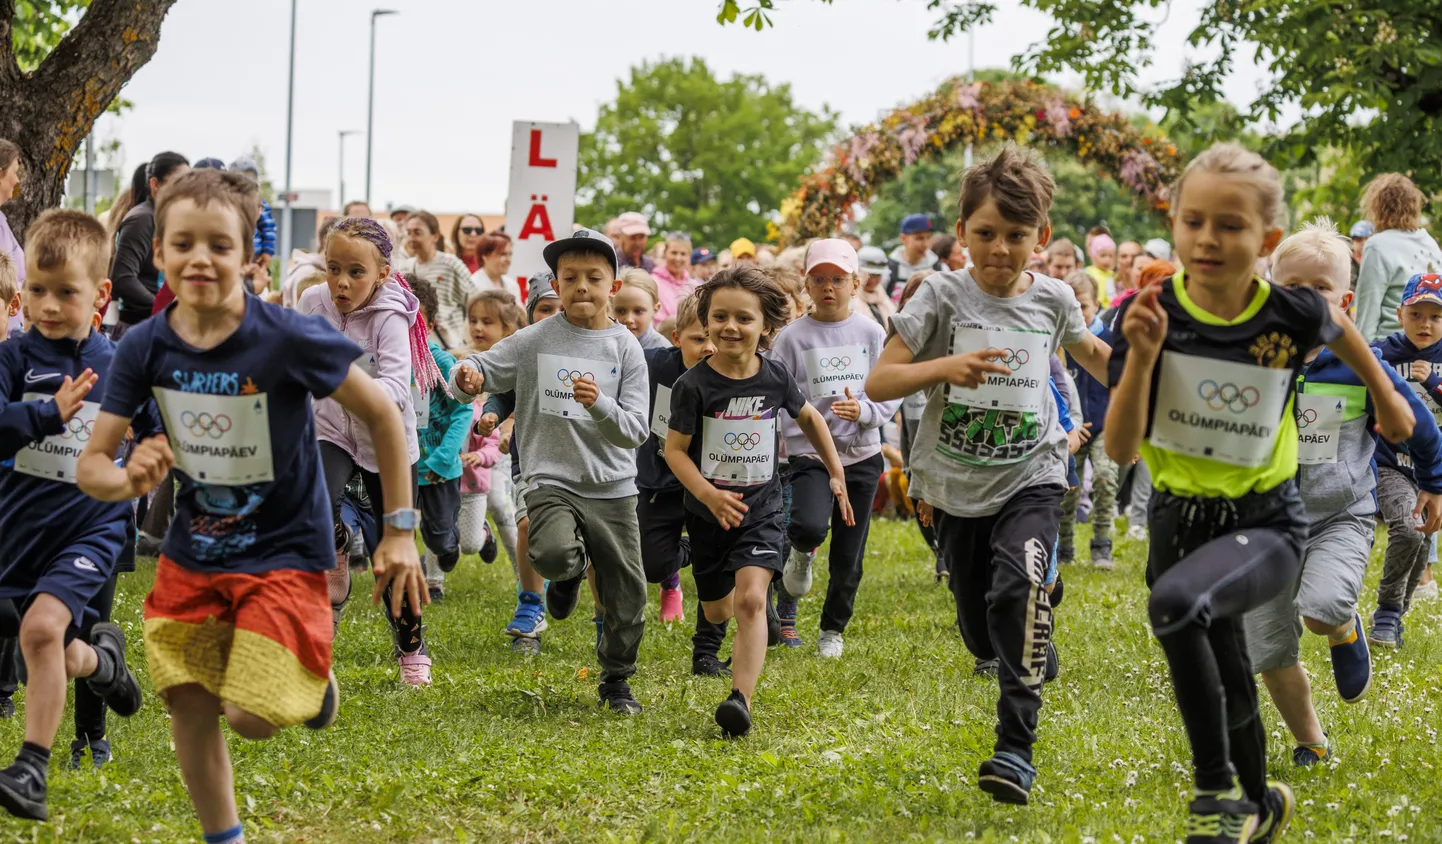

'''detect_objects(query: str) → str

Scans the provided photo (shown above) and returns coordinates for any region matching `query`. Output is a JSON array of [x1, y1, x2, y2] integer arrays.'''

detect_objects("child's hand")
[[830, 387, 862, 422], [1077, 421, 1092, 445], [498, 436, 510, 455], [53, 368, 97, 422], [1373, 389, 1417, 444], [1066, 428, 1082, 455], [572, 376, 600, 409], [917, 500, 934, 527], [938, 350, 1013, 390], [1412, 360, 1433, 384], [455, 363, 484, 396], [1416, 490, 1442, 534], [1120, 282, 1168, 361], [703, 485, 749, 530], [830, 474, 855, 527], [474, 412, 498, 437], [372, 535, 428, 618], [125, 434, 174, 498], [460, 451, 484, 469]]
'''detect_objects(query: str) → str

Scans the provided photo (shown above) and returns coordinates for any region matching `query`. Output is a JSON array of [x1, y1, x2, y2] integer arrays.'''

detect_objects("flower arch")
[[777, 77, 1185, 245]]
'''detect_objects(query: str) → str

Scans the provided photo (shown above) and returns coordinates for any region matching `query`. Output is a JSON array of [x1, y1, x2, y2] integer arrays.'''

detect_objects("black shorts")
[[686, 508, 785, 603]]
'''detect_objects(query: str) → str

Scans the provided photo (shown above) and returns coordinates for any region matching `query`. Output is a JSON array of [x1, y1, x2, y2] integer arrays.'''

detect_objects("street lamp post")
[[279, 0, 299, 290], [338, 130, 359, 212], [365, 9, 398, 205]]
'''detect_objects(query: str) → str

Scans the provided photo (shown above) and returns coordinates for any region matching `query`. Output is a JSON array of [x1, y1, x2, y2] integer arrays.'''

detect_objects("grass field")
[[2, 515, 1440, 843]]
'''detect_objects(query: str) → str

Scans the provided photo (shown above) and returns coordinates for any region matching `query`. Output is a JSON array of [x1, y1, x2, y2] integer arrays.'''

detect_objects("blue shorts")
[[0, 519, 126, 633]]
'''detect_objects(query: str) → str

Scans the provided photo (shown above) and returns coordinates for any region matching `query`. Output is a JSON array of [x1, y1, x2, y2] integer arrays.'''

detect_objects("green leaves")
[[11, 0, 91, 71]]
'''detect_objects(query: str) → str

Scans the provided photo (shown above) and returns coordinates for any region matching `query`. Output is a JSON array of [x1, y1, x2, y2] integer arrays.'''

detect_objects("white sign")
[[803, 344, 870, 400], [1148, 352, 1290, 468], [700, 416, 775, 486], [14, 395, 99, 482], [1295, 391, 1346, 465], [537, 353, 620, 420], [153, 388, 275, 485], [651, 384, 673, 440], [946, 326, 1050, 412], [504, 121, 580, 288]]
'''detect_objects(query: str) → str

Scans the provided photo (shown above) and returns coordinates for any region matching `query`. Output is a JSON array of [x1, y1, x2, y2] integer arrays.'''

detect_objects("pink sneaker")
[[398, 652, 432, 686], [660, 585, 685, 624]]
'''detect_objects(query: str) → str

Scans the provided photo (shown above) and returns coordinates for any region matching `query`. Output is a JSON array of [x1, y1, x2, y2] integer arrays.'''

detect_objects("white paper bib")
[[1149, 352, 1290, 467], [803, 344, 870, 400], [1294, 391, 1346, 465], [651, 384, 673, 440], [153, 388, 275, 485], [537, 353, 621, 420], [902, 391, 928, 423], [1410, 382, 1442, 427], [700, 416, 775, 486], [412, 384, 429, 430], [946, 326, 1050, 412], [13, 395, 99, 483]]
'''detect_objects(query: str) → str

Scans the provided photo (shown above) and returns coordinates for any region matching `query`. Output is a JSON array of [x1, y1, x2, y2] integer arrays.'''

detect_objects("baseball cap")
[[390, 204, 414, 215], [858, 246, 888, 274], [1350, 220, 1376, 239], [1402, 273, 1442, 308], [900, 214, 933, 235], [730, 238, 757, 259], [1143, 238, 1172, 260], [542, 227, 619, 276], [804, 238, 858, 275], [617, 212, 651, 237], [526, 271, 560, 321], [228, 156, 259, 176], [691, 247, 716, 266], [193, 158, 226, 170]]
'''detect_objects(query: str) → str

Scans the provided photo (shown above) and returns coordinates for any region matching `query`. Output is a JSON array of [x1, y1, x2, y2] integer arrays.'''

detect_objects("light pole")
[[963, 25, 975, 170], [278, 0, 299, 289], [366, 9, 397, 205], [338, 130, 359, 212]]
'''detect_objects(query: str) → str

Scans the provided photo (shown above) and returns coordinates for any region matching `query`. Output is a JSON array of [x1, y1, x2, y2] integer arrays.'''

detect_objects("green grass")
[[3, 516, 1440, 843]]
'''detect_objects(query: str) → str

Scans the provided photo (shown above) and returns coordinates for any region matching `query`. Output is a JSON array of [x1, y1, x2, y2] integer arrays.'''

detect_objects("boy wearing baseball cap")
[[691, 247, 719, 282], [887, 214, 943, 299], [450, 228, 652, 714]]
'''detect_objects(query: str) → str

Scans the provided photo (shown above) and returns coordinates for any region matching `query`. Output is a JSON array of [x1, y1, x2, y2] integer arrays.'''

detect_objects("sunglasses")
[[460, 227, 485, 235]]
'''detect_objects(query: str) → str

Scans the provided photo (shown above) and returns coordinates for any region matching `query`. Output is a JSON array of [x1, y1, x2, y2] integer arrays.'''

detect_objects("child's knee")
[[18, 607, 66, 653], [223, 704, 278, 740], [734, 588, 767, 620]]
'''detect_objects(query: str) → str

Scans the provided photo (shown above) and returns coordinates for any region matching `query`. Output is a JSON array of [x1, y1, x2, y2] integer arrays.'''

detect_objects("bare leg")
[[18, 595, 96, 748], [166, 684, 240, 836], [221, 703, 278, 741], [516, 517, 544, 595], [726, 568, 772, 704]]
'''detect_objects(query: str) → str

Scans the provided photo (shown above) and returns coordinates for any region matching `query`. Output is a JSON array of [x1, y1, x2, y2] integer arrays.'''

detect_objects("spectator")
[[1044, 238, 1078, 279], [452, 214, 489, 272], [1115, 240, 1143, 294], [111, 151, 189, 334], [887, 214, 942, 298], [1143, 237, 1171, 261], [229, 156, 276, 282], [390, 205, 414, 227], [730, 238, 758, 267], [930, 233, 966, 271], [0, 138, 23, 296], [1355, 174, 1442, 341], [652, 231, 695, 321], [856, 246, 895, 327], [842, 232, 863, 253], [470, 232, 521, 301], [1349, 219, 1375, 288], [604, 216, 624, 251], [397, 210, 476, 348], [616, 211, 655, 270], [691, 247, 718, 281], [344, 200, 373, 218]]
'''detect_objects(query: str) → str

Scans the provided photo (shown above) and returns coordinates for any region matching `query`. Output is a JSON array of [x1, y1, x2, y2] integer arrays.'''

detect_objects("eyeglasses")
[[460, 227, 485, 235]]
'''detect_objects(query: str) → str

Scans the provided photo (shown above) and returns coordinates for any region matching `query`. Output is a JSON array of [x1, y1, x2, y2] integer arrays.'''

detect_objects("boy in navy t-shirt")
[[77, 170, 424, 844]]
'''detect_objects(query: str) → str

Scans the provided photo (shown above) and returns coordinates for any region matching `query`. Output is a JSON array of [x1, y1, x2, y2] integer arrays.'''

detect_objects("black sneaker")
[[547, 573, 585, 620], [973, 657, 999, 678], [67, 738, 110, 771], [135, 532, 163, 558], [1044, 641, 1060, 683], [1185, 785, 1258, 843], [692, 654, 732, 677], [978, 755, 1035, 805], [0, 696, 12, 719], [479, 526, 498, 564], [0, 763, 46, 821], [715, 689, 751, 737], [305, 670, 340, 729], [598, 680, 642, 715], [511, 636, 541, 655], [437, 550, 461, 574], [1250, 781, 1295, 843], [87, 622, 141, 717], [428, 586, 445, 603], [766, 593, 781, 648]]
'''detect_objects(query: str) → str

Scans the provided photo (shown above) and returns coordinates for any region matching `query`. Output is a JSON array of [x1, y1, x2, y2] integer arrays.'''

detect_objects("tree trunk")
[[0, 0, 179, 241]]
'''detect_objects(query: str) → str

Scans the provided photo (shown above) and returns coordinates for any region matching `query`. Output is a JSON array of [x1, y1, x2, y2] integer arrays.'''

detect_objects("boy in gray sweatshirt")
[[452, 228, 651, 714]]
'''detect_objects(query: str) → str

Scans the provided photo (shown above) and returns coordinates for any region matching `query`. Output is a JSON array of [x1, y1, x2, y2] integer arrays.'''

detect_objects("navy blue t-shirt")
[[100, 297, 362, 574], [639, 346, 687, 492]]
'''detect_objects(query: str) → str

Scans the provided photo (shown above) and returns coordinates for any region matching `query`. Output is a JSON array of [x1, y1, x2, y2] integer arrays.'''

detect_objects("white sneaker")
[[1416, 579, 1440, 601], [782, 547, 816, 598], [1126, 524, 1148, 543], [818, 630, 843, 658], [422, 551, 444, 590]]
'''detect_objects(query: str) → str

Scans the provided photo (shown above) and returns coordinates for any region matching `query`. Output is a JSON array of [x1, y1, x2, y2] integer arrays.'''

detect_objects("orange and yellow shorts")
[[143, 556, 332, 729]]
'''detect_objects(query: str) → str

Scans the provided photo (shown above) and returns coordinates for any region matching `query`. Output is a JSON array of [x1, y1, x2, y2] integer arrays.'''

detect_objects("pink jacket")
[[651, 265, 695, 322], [299, 280, 421, 472], [460, 405, 504, 495]]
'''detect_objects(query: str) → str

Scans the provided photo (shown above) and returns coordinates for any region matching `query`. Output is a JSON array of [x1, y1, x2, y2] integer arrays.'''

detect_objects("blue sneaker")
[[1330, 613, 1371, 702], [1292, 735, 1331, 768], [978, 752, 1036, 805], [1367, 605, 1402, 648], [505, 591, 548, 639]]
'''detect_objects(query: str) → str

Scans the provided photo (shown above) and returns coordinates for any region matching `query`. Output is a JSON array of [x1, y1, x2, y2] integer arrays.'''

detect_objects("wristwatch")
[[382, 508, 421, 532]]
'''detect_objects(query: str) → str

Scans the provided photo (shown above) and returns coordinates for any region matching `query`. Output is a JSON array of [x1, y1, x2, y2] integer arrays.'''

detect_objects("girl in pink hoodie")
[[300, 216, 445, 686]]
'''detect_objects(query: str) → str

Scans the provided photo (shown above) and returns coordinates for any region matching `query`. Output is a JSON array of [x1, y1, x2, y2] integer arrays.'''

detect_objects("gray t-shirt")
[[889, 270, 1088, 517]]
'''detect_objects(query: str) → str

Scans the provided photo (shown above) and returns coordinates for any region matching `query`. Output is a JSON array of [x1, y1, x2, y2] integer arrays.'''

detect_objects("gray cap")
[[229, 156, 259, 176], [1350, 220, 1375, 239], [542, 227, 618, 276], [857, 246, 888, 274], [526, 272, 558, 322]]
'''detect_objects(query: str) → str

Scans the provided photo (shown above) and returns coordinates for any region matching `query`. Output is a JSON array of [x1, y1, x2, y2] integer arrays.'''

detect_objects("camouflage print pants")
[[1060, 432, 1119, 557]]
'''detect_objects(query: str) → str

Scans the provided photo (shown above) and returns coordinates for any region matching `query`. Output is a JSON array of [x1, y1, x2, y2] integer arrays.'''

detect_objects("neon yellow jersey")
[[1086, 265, 1116, 307]]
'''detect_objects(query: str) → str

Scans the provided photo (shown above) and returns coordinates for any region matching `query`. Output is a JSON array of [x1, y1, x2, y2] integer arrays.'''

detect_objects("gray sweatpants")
[[1376, 466, 1432, 611], [526, 484, 645, 683]]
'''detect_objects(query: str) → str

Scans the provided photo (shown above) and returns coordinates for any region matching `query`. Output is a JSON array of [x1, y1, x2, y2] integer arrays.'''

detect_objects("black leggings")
[[1147, 482, 1305, 802], [783, 454, 885, 633], [320, 442, 423, 654]]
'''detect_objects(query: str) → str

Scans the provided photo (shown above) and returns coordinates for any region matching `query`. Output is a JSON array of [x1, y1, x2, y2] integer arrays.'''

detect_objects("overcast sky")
[[93, 0, 1275, 214]]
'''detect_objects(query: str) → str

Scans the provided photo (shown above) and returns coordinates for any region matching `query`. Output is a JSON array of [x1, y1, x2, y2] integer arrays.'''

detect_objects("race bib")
[[1410, 382, 1442, 427], [153, 388, 275, 485], [1295, 391, 1345, 465], [651, 384, 673, 440], [1149, 352, 1290, 467], [946, 326, 1050, 413], [803, 344, 869, 400], [537, 353, 621, 420], [700, 416, 775, 486], [902, 390, 928, 423], [13, 395, 99, 482], [412, 384, 429, 430]]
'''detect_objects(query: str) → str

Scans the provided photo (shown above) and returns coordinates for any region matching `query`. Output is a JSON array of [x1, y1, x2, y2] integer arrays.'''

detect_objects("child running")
[[867, 146, 1111, 805], [666, 266, 853, 736], [1242, 221, 1442, 771], [77, 169, 425, 844], [615, 268, 670, 349], [1059, 270, 1119, 568], [453, 229, 652, 713], [0, 211, 146, 820], [1106, 144, 1414, 843], [771, 239, 900, 656], [460, 289, 523, 569]]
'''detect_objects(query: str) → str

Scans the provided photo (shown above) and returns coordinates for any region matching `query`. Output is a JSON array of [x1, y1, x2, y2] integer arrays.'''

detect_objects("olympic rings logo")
[[59, 417, 93, 442], [180, 411, 233, 439], [556, 368, 594, 388], [724, 432, 762, 451], [1297, 408, 1318, 429], [819, 356, 852, 371], [1197, 381, 1261, 414], [1000, 348, 1029, 372]]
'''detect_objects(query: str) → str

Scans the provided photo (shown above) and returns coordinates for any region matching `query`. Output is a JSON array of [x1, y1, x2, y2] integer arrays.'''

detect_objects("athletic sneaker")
[[347, 524, 367, 570], [598, 680, 642, 715], [136, 531, 163, 558], [1249, 781, 1295, 843], [1415, 578, 1439, 601], [778, 620, 803, 648], [766, 595, 781, 647], [68, 738, 109, 771], [304, 670, 340, 729], [782, 546, 816, 598], [977, 752, 1035, 805], [0, 761, 46, 820], [974, 658, 999, 677], [1367, 605, 1403, 648], [1126, 524, 1148, 543], [546, 571, 586, 620], [692, 654, 732, 677], [479, 523, 498, 564], [1185, 784, 1258, 844], [715, 689, 751, 737], [506, 591, 548, 638], [818, 630, 843, 658], [1292, 734, 1331, 767], [1330, 613, 1371, 703], [660, 585, 684, 624], [0, 696, 12, 719], [1090, 537, 1115, 570], [87, 622, 141, 717], [511, 636, 541, 656], [1044, 640, 1060, 683], [398, 652, 432, 686], [428, 586, 445, 603]]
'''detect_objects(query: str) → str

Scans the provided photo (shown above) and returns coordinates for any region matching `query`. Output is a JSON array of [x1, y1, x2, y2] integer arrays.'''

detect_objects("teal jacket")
[[418, 341, 473, 484]]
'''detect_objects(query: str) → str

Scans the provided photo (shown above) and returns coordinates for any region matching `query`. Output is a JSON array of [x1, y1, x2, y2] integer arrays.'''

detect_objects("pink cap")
[[1089, 234, 1116, 255], [617, 212, 651, 237], [805, 238, 858, 275]]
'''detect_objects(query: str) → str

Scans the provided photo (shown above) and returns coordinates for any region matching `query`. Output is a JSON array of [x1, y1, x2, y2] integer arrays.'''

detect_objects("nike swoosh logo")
[[24, 369, 61, 384], [749, 547, 773, 557]]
